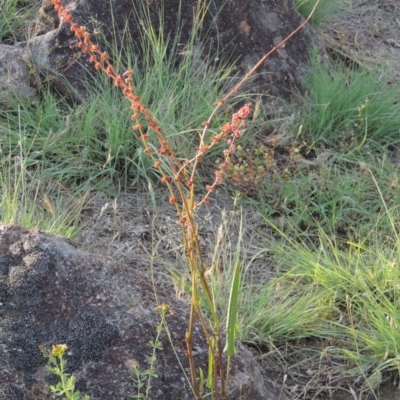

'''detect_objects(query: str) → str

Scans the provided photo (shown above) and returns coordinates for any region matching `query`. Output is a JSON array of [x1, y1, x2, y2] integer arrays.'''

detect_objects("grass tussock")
[[0, 0, 36, 43], [296, 50, 400, 148], [245, 218, 400, 396]]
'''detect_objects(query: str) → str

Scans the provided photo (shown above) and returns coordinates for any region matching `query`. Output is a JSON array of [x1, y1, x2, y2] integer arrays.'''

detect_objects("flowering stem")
[[47, 1, 319, 399]]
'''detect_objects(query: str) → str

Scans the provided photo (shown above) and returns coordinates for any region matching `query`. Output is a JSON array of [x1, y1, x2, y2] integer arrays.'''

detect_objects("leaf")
[[224, 260, 241, 356], [199, 367, 205, 394], [207, 337, 214, 389]]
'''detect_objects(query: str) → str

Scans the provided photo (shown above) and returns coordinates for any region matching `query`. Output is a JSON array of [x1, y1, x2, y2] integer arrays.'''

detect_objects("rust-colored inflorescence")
[[198, 103, 252, 207]]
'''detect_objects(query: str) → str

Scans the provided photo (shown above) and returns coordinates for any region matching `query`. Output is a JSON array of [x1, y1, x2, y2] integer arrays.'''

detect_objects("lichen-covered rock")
[[0, 44, 36, 108], [28, 0, 324, 101], [0, 224, 287, 400]]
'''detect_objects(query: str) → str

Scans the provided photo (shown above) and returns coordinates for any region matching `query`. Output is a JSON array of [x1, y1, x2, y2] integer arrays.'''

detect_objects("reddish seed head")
[[221, 123, 231, 134], [237, 103, 252, 119], [114, 75, 124, 86], [198, 145, 209, 154], [105, 65, 113, 77], [214, 170, 222, 184], [62, 13, 72, 23], [205, 185, 214, 192], [75, 28, 84, 37], [231, 114, 240, 124], [219, 162, 229, 171], [231, 126, 241, 138], [123, 87, 133, 96]]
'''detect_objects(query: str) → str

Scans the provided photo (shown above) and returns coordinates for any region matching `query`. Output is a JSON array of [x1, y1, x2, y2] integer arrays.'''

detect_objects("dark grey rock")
[[0, 44, 36, 108], [0, 224, 287, 400], [27, 0, 324, 101]]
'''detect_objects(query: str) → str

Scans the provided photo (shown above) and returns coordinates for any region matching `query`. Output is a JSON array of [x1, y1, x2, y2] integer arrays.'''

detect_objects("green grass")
[[295, 51, 400, 148], [294, 0, 344, 26], [238, 219, 400, 395], [237, 51, 400, 396], [204, 39, 400, 397], [250, 153, 400, 244], [0, 0, 36, 43], [234, 54, 400, 394], [0, 3, 238, 193], [0, 152, 84, 238]]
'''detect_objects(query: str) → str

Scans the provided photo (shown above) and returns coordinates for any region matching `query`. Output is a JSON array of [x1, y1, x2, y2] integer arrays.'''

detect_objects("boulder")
[[26, 0, 324, 101], [0, 44, 36, 109], [0, 223, 287, 400]]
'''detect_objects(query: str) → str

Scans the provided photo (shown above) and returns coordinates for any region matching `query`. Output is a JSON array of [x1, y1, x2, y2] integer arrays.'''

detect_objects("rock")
[[0, 44, 36, 108], [27, 0, 324, 101], [0, 223, 287, 400]]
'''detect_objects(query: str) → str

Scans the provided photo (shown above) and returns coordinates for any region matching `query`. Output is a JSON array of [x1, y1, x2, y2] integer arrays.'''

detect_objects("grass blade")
[[223, 260, 241, 356]]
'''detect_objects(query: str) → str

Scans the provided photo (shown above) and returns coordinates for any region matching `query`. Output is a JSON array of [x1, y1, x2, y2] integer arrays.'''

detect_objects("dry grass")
[[76, 186, 276, 292]]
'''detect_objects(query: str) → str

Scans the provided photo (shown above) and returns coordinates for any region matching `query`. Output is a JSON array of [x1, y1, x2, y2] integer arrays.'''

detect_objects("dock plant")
[[46, 0, 320, 398]]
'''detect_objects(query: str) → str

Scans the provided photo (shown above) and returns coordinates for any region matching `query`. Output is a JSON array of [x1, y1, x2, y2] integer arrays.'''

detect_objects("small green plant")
[[216, 142, 278, 195], [44, 344, 90, 400], [129, 303, 169, 400], [130, 367, 155, 400]]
